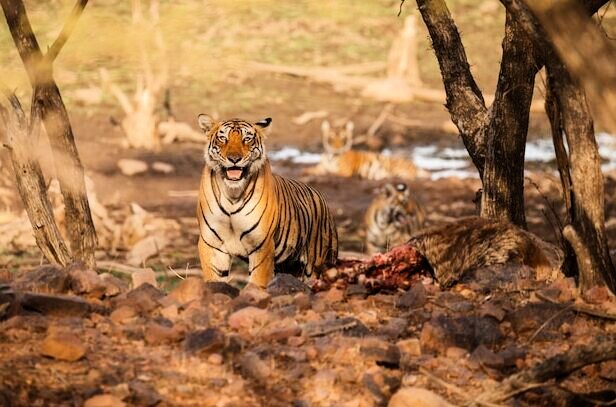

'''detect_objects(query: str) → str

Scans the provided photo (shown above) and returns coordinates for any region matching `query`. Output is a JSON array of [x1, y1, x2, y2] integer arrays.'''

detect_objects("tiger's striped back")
[[364, 182, 426, 254]]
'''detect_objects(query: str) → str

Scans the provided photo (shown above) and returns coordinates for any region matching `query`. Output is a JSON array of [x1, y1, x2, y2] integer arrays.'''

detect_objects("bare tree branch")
[[45, 0, 89, 63], [415, 0, 489, 176]]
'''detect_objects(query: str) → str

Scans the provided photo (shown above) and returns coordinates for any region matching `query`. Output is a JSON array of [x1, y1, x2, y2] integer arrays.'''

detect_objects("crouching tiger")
[[196, 114, 338, 287]]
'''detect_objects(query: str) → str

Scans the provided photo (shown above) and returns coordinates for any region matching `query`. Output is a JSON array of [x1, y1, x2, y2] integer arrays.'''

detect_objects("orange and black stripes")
[[197, 116, 338, 287]]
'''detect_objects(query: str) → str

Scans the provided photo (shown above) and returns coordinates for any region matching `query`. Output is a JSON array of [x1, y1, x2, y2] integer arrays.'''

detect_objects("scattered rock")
[[293, 292, 312, 310], [84, 394, 126, 407], [389, 387, 455, 407], [323, 287, 344, 303], [204, 281, 240, 298], [67, 264, 107, 298], [420, 315, 503, 353], [600, 360, 616, 381], [12, 265, 69, 294], [110, 305, 138, 324], [228, 306, 271, 332], [151, 161, 175, 174], [208, 353, 224, 365], [168, 277, 206, 305], [397, 338, 422, 357], [239, 351, 270, 383], [498, 345, 527, 368], [302, 316, 369, 337], [132, 269, 158, 289], [397, 283, 428, 309], [20, 293, 90, 317], [40, 332, 86, 362], [128, 381, 161, 406], [471, 344, 504, 369], [99, 273, 128, 297], [445, 347, 467, 359], [160, 303, 179, 319], [378, 317, 408, 339], [126, 236, 170, 266], [508, 302, 571, 336], [478, 302, 506, 322], [261, 318, 301, 341], [266, 273, 310, 296], [184, 328, 226, 354], [345, 283, 368, 298], [121, 283, 165, 313], [360, 337, 401, 368], [118, 158, 148, 176], [583, 286, 610, 304], [434, 292, 473, 313], [363, 367, 401, 404], [237, 284, 271, 308], [144, 321, 185, 345]]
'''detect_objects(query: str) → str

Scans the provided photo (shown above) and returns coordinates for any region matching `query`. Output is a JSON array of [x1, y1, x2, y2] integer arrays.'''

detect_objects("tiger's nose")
[[228, 154, 242, 164]]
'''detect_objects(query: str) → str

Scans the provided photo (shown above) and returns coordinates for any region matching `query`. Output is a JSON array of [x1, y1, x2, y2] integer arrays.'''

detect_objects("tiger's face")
[[375, 182, 414, 228], [321, 120, 354, 155], [198, 114, 271, 192]]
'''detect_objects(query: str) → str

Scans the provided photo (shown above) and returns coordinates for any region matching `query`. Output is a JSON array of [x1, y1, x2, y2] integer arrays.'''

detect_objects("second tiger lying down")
[[197, 115, 338, 288]]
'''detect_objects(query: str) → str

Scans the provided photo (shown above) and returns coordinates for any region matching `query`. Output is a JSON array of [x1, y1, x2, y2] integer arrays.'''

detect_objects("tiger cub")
[[364, 182, 426, 254], [196, 114, 338, 288], [307, 120, 423, 180]]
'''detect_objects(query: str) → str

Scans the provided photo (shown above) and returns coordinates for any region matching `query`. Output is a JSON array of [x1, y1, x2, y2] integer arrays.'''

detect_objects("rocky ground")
[[1, 258, 615, 407]]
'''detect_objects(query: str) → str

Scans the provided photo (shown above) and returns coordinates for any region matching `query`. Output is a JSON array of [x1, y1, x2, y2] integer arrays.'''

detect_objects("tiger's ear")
[[255, 117, 272, 128], [345, 121, 354, 136], [321, 120, 331, 136], [197, 114, 216, 133]]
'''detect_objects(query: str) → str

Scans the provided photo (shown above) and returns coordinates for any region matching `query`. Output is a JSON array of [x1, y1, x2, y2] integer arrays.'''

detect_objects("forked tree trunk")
[[0, 0, 97, 268], [416, 0, 537, 227]]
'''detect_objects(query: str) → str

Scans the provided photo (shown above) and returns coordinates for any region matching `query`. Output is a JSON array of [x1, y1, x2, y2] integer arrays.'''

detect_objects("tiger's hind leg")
[[198, 237, 232, 281]]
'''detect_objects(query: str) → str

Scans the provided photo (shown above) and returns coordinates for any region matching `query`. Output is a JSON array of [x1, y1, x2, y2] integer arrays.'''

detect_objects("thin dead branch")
[[45, 0, 88, 63], [477, 337, 616, 403]]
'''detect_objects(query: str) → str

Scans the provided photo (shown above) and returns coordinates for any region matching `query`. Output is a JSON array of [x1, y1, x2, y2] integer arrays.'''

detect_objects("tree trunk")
[[547, 59, 616, 292], [0, 95, 72, 266], [523, 0, 616, 135], [479, 12, 538, 227], [1, 0, 97, 268]]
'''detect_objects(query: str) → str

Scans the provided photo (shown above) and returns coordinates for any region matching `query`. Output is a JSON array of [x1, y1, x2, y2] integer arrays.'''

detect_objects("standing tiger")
[[307, 120, 424, 180], [364, 182, 426, 254], [196, 114, 338, 288]]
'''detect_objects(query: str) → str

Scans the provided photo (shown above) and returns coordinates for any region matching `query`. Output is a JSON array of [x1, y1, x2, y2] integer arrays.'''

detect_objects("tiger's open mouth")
[[225, 166, 246, 181]]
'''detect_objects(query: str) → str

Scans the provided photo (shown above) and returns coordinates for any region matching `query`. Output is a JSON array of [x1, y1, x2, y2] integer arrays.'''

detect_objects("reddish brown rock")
[[397, 283, 428, 309], [66, 262, 107, 298], [238, 351, 270, 383], [583, 286, 610, 304], [168, 277, 206, 305], [389, 387, 455, 407], [40, 332, 86, 362], [420, 315, 503, 353], [184, 327, 226, 354], [261, 318, 301, 341], [110, 306, 138, 324], [471, 344, 504, 369], [266, 273, 310, 297], [12, 265, 69, 294], [144, 321, 185, 345], [131, 269, 158, 289], [228, 306, 271, 331], [84, 394, 126, 407]]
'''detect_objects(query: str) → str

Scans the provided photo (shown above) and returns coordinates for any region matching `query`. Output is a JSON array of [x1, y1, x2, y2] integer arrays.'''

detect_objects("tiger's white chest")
[[206, 209, 264, 257]]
